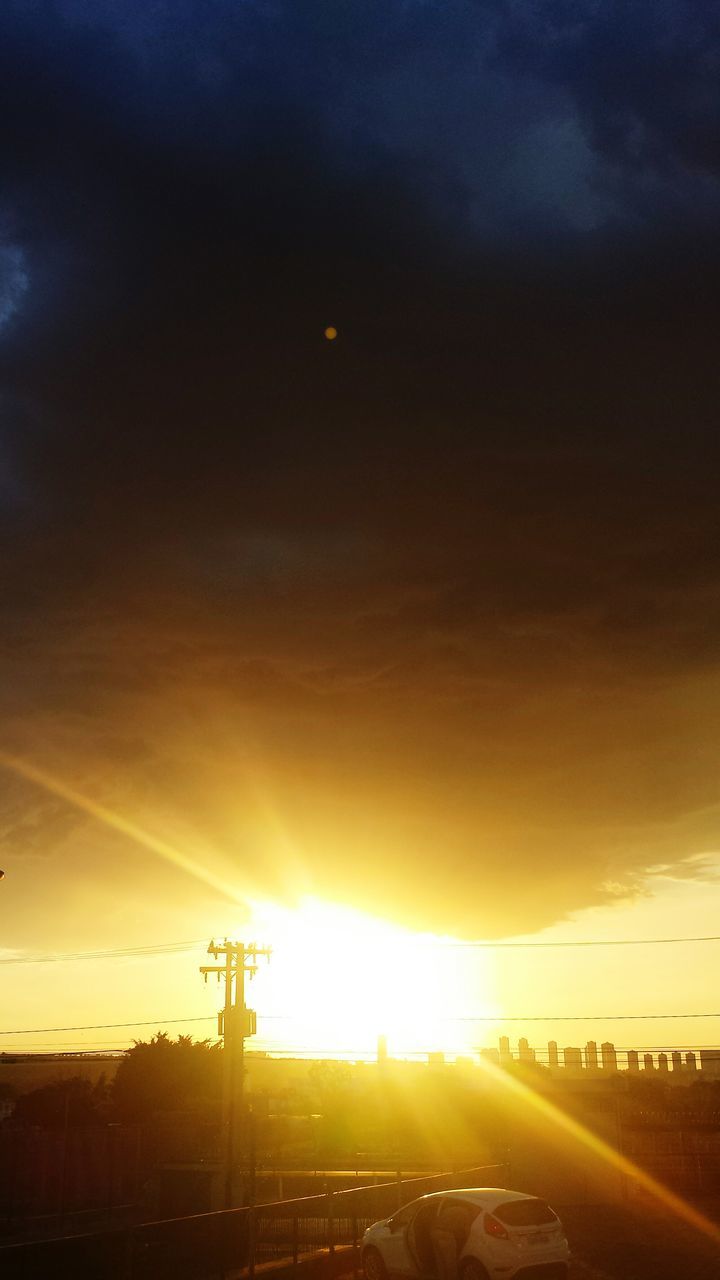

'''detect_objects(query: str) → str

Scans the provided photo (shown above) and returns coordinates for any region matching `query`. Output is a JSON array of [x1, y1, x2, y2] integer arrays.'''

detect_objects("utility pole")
[[200, 939, 271, 1207]]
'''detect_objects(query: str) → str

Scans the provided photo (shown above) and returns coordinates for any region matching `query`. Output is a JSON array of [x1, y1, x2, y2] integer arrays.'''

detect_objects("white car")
[[362, 1187, 569, 1280]]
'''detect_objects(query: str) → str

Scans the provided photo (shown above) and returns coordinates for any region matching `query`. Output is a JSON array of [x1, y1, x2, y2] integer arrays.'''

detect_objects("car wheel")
[[459, 1259, 490, 1280], [363, 1246, 388, 1280]]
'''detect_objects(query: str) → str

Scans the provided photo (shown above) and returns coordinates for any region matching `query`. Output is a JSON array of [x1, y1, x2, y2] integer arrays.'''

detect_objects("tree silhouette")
[[112, 1033, 222, 1122], [12, 1076, 108, 1128]]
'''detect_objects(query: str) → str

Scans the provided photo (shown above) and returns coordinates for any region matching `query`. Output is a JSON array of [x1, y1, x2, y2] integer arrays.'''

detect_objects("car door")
[[434, 1198, 475, 1261], [382, 1200, 423, 1277], [406, 1199, 440, 1277]]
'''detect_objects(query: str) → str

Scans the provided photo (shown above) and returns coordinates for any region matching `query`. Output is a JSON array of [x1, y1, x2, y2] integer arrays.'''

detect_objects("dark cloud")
[[0, 1, 719, 942], [496, 2, 720, 188]]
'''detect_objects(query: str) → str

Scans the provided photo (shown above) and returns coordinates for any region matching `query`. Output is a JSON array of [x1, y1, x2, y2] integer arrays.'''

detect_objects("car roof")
[[417, 1188, 536, 1208]]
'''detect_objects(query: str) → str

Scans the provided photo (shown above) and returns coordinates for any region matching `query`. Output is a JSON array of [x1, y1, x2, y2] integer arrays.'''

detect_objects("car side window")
[[390, 1202, 418, 1229]]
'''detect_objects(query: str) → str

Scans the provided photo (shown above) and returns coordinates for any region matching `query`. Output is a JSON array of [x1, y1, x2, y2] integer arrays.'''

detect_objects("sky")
[[1, 1, 720, 1057]]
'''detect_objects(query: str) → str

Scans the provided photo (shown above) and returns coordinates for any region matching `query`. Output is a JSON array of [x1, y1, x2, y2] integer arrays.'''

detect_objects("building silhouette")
[[499, 1036, 512, 1067], [518, 1037, 535, 1064], [486, 1035, 715, 1081], [700, 1050, 720, 1079], [601, 1042, 617, 1072], [585, 1041, 598, 1070]]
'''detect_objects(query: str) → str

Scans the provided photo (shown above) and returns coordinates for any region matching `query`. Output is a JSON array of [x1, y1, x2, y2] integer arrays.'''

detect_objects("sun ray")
[[0, 751, 245, 904], [476, 1054, 720, 1245]]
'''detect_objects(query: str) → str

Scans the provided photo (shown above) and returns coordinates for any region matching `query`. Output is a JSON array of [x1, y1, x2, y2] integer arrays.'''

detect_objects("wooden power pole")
[[200, 939, 271, 1207]]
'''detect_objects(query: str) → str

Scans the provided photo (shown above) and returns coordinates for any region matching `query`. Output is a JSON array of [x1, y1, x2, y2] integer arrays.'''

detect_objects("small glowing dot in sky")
[[324, 325, 338, 340]]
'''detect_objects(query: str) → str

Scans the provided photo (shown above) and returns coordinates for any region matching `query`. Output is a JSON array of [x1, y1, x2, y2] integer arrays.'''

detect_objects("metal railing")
[[0, 1163, 507, 1280]]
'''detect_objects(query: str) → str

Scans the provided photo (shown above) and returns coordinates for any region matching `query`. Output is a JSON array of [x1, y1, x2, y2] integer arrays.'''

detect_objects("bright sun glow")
[[243, 897, 500, 1060]]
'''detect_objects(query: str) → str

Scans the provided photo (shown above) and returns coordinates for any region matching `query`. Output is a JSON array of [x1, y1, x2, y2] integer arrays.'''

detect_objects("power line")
[[256, 1012, 720, 1023], [0, 1016, 214, 1036], [435, 1013, 720, 1022], [4, 932, 720, 966], [0, 940, 207, 965], [277, 1013, 711, 1024], [439, 934, 720, 949], [5, 1030, 720, 1055], [5, 1042, 720, 1058], [0, 1039, 134, 1049], [4, 1010, 720, 1039], [0, 1049, 129, 1056]]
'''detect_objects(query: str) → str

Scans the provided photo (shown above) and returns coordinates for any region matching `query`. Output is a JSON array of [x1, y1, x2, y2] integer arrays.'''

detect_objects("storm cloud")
[[1, 1, 719, 944]]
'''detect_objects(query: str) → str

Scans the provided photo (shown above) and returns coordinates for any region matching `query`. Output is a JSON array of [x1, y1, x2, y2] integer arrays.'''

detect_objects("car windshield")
[[494, 1199, 558, 1227]]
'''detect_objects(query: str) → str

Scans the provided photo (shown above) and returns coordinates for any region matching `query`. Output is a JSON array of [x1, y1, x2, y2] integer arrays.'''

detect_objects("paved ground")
[[561, 1199, 720, 1280]]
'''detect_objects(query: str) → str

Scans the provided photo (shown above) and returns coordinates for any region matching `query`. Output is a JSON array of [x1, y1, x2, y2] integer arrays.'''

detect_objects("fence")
[[0, 1162, 507, 1280], [622, 1123, 720, 1196], [0, 1122, 145, 1232], [623, 1153, 720, 1197]]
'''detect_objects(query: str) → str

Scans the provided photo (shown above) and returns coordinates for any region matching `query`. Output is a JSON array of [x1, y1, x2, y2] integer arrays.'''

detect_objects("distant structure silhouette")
[[488, 1036, 720, 1080], [601, 1042, 618, 1072], [518, 1037, 535, 1064]]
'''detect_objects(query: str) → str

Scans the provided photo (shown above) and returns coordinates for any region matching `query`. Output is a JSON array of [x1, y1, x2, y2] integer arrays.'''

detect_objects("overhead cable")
[[4, 933, 720, 965]]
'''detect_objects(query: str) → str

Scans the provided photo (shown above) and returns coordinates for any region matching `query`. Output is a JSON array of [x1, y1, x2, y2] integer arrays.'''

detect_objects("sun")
[[242, 897, 499, 1060]]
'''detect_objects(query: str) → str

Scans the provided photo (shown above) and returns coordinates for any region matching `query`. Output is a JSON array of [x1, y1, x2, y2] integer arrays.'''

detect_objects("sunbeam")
[[476, 1054, 720, 1245], [0, 752, 245, 905]]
